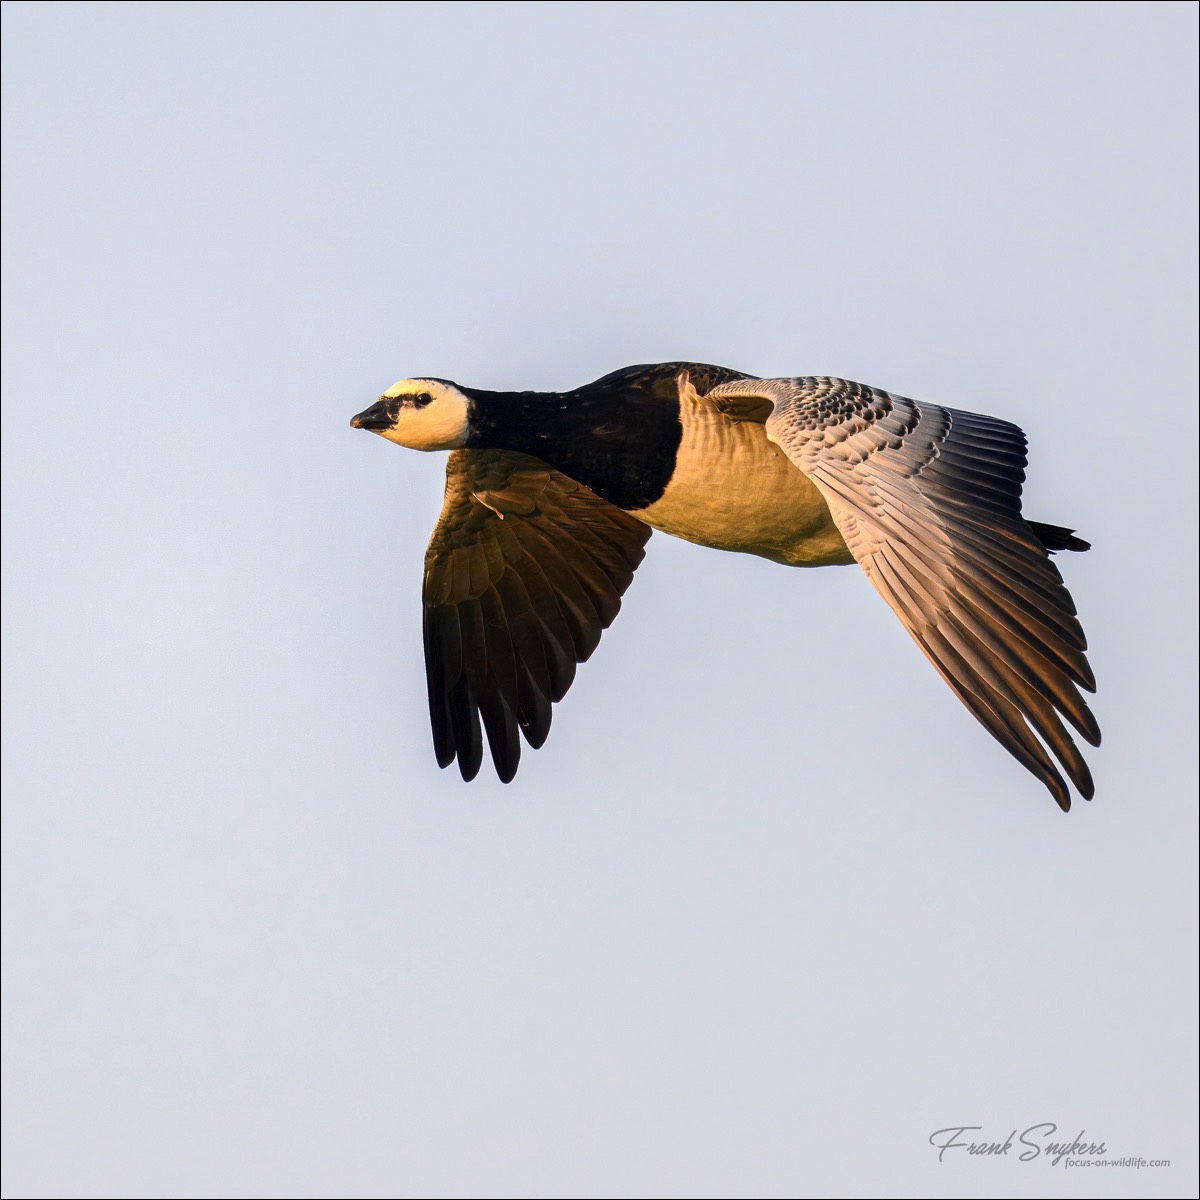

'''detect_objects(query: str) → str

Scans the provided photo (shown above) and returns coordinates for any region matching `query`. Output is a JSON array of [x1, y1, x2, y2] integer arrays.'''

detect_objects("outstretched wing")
[[708, 376, 1100, 810], [423, 449, 652, 783]]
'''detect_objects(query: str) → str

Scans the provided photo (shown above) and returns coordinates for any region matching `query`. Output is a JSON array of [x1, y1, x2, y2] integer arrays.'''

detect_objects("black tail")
[[1029, 521, 1091, 554]]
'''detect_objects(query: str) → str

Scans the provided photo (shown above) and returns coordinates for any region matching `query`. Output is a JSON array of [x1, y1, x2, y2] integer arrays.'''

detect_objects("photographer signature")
[[929, 1123, 1106, 1166]]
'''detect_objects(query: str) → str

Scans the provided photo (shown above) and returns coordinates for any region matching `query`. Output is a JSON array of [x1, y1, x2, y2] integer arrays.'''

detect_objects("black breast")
[[465, 362, 753, 511]]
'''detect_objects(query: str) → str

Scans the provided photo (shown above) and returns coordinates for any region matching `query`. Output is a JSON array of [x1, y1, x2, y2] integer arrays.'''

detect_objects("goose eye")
[[413, 392, 433, 408]]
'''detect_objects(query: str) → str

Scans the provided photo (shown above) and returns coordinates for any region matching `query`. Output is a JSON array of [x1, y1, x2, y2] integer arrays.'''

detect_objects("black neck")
[[464, 389, 573, 458], [462, 382, 684, 511]]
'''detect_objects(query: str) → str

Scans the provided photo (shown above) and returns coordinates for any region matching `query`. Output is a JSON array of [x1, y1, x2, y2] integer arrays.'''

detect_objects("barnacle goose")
[[351, 362, 1098, 810]]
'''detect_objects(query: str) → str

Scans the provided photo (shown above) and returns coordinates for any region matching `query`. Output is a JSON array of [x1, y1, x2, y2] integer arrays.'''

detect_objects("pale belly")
[[634, 408, 854, 567]]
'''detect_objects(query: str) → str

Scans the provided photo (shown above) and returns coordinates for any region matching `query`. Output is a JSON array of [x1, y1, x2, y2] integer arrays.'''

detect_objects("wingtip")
[[1050, 779, 1098, 811]]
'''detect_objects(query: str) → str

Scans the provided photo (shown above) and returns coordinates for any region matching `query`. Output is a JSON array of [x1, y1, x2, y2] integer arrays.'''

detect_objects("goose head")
[[350, 378, 471, 451]]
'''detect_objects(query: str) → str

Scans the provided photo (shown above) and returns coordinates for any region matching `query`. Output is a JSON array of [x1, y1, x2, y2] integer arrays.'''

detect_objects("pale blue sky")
[[3, 3, 1197, 1197]]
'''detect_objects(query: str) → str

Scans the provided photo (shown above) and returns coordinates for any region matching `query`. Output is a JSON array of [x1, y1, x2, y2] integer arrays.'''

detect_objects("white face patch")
[[377, 379, 470, 451]]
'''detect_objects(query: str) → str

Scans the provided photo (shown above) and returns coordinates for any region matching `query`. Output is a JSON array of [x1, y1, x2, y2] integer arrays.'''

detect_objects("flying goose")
[[351, 362, 1099, 810]]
